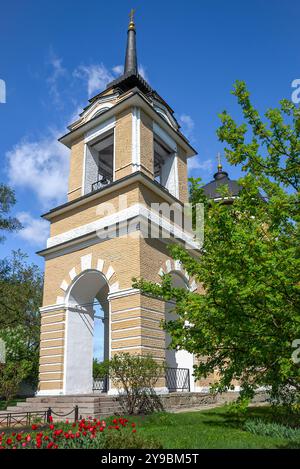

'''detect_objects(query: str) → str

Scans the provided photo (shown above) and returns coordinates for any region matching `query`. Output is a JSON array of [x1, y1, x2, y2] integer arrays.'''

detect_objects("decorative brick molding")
[[56, 253, 119, 305], [158, 259, 198, 292]]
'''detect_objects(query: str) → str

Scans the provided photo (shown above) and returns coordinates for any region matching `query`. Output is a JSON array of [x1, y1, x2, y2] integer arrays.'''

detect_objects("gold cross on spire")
[[217, 152, 222, 171], [129, 8, 136, 30]]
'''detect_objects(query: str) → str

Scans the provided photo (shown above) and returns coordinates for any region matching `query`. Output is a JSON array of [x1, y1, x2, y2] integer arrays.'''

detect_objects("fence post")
[[187, 369, 190, 392], [74, 405, 79, 422], [46, 407, 52, 423]]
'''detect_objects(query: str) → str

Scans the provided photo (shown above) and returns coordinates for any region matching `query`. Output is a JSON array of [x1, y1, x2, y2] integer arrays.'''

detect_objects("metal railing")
[[91, 178, 111, 192], [93, 367, 190, 393], [165, 367, 190, 392], [93, 377, 108, 393], [0, 406, 79, 429]]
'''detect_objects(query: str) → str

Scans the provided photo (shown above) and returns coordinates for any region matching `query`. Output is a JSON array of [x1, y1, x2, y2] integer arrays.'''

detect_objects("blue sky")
[[0, 0, 299, 269]]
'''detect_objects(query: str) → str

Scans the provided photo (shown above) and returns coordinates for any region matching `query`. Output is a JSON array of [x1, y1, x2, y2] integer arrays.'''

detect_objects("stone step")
[[26, 396, 104, 404], [19, 402, 101, 410]]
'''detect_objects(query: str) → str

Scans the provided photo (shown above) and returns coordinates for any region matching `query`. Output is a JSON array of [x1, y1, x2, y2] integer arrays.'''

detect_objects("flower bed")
[[0, 416, 140, 449]]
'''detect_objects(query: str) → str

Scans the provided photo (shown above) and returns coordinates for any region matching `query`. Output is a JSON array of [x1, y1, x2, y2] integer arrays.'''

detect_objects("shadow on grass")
[[197, 406, 300, 449], [200, 406, 299, 428]]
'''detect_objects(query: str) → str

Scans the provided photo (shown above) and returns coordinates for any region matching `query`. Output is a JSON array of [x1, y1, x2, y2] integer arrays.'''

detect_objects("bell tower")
[[37, 13, 198, 396]]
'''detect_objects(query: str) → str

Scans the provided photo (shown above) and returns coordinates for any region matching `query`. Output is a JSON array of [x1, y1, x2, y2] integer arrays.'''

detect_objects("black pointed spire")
[[124, 9, 138, 75], [104, 11, 151, 94]]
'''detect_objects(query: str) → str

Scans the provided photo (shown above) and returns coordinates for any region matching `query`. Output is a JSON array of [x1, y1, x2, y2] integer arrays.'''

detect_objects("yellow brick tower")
[[37, 13, 199, 396]]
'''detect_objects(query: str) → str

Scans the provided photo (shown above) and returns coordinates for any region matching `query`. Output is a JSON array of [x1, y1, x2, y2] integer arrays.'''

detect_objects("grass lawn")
[[133, 406, 300, 449]]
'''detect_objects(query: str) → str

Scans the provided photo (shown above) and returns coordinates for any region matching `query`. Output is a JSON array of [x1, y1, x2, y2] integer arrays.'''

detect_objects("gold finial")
[[217, 152, 222, 171], [129, 8, 135, 30]]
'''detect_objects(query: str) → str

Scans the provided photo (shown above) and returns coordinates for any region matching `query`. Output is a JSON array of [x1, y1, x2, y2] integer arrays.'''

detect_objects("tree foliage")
[[0, 361, 32, 403], [0, 250, 42, 388], [134, 81, 300, 406], [0, 184, 21, 243]]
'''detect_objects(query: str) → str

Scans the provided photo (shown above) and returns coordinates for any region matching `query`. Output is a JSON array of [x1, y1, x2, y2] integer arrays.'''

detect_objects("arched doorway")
[[64, 270, 110, 394], [165, 271, 194, 392]]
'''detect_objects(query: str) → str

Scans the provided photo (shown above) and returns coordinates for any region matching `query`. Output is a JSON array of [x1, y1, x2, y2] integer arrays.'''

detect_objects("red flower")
[[49, 424, 54, 430], [31, 424, 38, 430], [132, 429, 136, 433], [25, 435, 31, 442], [47, 442, 54, 449], [6, 438, 12, 445], [131, 423, 136, 428], [16, 434, 22, 441], [48, 416, 53, 423]]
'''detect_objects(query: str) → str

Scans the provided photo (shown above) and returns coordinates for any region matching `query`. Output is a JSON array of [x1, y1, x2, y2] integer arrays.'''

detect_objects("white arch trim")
[[56, 253, 119, 305], [158, 259, 197, 292]]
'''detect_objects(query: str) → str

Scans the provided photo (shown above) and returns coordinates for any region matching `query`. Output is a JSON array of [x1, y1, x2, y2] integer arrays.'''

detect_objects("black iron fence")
[[165, 367, 190, 392], [0, 405, 79, 429], [93, 367, 190, 393], [93, 376, 108, 392]]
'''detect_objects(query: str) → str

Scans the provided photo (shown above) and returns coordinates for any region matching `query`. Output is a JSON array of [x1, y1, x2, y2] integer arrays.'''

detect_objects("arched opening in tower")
[[64, 270, 110, 395], [165, 271, 194, 392]]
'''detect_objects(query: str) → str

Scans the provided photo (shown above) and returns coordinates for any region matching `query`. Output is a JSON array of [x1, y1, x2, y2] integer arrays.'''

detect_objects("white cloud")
[[188, 157, 213, 174], [138, 64, 149, 82], [73, 62, 149, 99], [7, 131, 69, 207], [16, 212, 49, 246], [112, 65, 123, 76], [179, 114, 195, 142], [47, 50, 66, 104], [73, 64, 114, 97]]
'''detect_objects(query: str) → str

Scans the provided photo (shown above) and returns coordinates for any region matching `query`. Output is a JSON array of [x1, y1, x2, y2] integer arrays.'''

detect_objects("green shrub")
[[107, 353, 165, 414], [244, 418, 300, 441], [0, 361, 32, 403]]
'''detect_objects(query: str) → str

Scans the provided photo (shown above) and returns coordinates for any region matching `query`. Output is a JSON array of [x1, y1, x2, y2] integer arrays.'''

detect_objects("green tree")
[[134, 82, 300, 406], [0, 184, 42, 394], [0, 361, 32, 403], [0, 183, 21, 243], [0, 250, 42, 388]]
